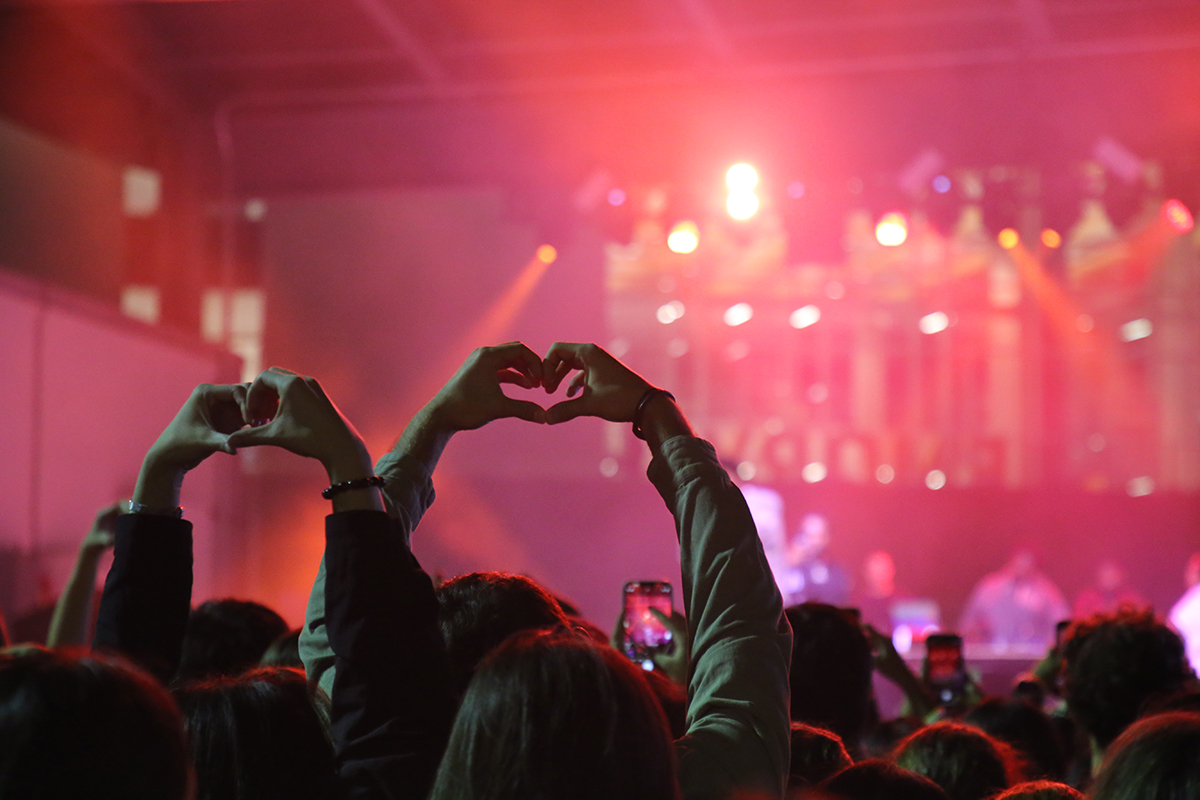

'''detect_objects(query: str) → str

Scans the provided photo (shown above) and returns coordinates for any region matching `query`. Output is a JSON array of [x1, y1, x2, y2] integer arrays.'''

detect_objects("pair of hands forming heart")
[[423, 341, 655, 430], [134, 370, 373, 510], [133, 342, 671, 512]]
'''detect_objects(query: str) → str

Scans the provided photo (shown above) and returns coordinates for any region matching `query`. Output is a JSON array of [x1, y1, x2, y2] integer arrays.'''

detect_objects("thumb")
[[499, 397, 547, 424], [225, 421, 280, 450], [545, 397, 590, 425]]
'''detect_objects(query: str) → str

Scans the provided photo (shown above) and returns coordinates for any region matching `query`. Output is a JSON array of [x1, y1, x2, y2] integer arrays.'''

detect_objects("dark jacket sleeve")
[[324, 509, 456, 800], [93, 514, 193, 684]]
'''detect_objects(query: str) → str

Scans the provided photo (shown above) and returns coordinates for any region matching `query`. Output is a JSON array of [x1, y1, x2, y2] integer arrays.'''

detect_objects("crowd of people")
[[1, 340, 1198, 800]]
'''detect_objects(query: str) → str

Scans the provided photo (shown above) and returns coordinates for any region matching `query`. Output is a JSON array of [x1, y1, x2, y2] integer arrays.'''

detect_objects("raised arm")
[[541, 343, 792, 800], [228, 351, 545, 799], [47, 502, 119, 648], [93, 383, 249, 682], [298, 343, 546, 697]]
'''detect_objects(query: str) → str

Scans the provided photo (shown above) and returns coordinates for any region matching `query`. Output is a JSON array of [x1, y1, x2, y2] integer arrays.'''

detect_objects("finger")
[[545, 397, 590, 425], [244, 370, 290, 426], [490, 342, 544, 386], [565, 371, 587, 398], [497, 397, 547, 425], [649, 608, 686, 636], [225, 419, 284, 450], [541, 342, 587, 392], [497, 369, 537, 390]]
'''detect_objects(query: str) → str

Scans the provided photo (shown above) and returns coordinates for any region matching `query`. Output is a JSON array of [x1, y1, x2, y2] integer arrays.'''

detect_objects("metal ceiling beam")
[[219, 31, 1200, 111], [351, 0, 446, 82], [169, 0, 1200, 73]]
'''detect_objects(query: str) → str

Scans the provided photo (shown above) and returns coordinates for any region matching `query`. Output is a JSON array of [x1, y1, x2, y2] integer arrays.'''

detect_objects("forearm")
[[325, 511, 455, 799], [46, 546, 106, 648], [93, 514, 193, 683], [647, 423, 791, 799]]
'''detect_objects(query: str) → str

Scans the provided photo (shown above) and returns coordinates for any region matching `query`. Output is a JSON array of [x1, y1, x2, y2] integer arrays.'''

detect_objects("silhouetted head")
[[1061, 609, 1191, 749], [0, 648, 189, 800], [789, 721, 853, 788], [173, 666, 335, 800], [821, 759, 950, 800], [260, 628, 303, 669], [436, 571, 568, 698], [430, 628, 679, 800], [992, 781, 1083, 800], [1089, 711, 1200, 800], [786, 602, 876, 754], [178, 599, 290, 681], [892, 721, 1021, 800], [965, 697, 1066, 780]]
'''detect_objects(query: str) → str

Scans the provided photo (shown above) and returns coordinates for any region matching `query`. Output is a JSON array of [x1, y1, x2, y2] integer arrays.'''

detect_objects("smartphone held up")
[[622, 581, 674, 670]]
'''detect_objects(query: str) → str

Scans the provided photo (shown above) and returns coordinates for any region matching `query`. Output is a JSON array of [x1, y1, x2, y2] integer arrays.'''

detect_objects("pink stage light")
[[723, 302, 754, 326], [875, 212, 908, 246], [667, 220, 699, 254], [1164, 199, 1194, 233]]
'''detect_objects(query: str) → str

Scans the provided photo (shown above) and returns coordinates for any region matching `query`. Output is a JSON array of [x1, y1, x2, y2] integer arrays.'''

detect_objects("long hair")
[[0, 648, 189, 800], [173, 666, 336, 800], [430, 628, 679, 800]]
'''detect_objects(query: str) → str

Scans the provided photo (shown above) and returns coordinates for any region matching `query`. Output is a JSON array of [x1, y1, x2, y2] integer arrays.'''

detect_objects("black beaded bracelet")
[[631, 387, 676, 440], [322, 475, 385, 500]]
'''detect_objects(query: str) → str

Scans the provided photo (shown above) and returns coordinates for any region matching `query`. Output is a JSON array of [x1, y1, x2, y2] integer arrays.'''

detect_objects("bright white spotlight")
[[724, 302, 754, 326], [1119, 318, 1152, 342], [727, 190, 759, 220], [1127, 476, 1155, 497], [789, 305, 821, 329], [802, 462, 828, 483], [656, 300, 685, 324], [726, 163, 758, 191], [667, 220, 699, 254], [919, 311, 950, 334], [925, 469, 946, 490], [875, 212, 908, 246], [876, 464, 895, 484]]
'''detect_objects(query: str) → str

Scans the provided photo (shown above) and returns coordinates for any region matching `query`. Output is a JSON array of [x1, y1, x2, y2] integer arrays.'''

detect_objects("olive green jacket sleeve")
[[651, 436, 793, 800]]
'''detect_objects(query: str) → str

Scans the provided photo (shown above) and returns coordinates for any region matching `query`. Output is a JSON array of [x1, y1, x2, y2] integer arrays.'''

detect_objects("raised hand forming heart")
[[133, 382, 252, 509], [540, 342, 653, 425], [225, 367, 373, 484]]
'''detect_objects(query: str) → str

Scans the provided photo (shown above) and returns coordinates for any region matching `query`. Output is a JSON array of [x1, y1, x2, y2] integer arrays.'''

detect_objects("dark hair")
[[786, 603, 876, 754], [965, 697, 1066, 780], [436, 572, 567, 697], [1061, 609, 1191, 749], [430, 628, 679, 800], [863, 717, 925, 759], [0, 648, 189, 800], [892, 721, 1021, 800], [173, 666, 336, 800], [992, 781, 1084, 800], [260, 628, 303, 669], [821, 759, 950, 800], [789, 721, 853, 788], [1138, 687, 1200, 718], [1089, 712, 1200, 800], [177, 599, 290, 681]]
